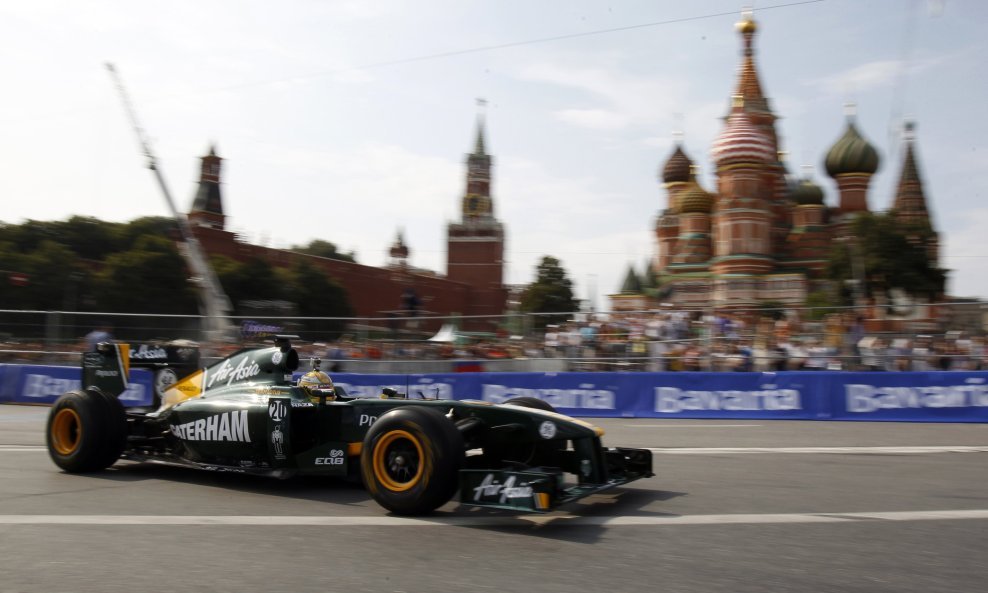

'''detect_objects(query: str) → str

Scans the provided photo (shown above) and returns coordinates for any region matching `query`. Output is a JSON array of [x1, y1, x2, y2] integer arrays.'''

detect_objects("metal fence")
[[1, 302, 986, 372]]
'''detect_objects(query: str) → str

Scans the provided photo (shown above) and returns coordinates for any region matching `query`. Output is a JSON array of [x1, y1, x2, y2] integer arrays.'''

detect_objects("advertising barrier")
[[0, 364, 153, 407], [324, 370, 988, 423], [2, 364, 985, 421]]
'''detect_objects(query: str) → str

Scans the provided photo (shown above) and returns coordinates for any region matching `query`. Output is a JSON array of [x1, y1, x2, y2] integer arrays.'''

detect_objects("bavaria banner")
[[0, 364, 153, 406], [322, 371, 988, 422], [831, 372, 988, 422], [4, 365, 986, 422]]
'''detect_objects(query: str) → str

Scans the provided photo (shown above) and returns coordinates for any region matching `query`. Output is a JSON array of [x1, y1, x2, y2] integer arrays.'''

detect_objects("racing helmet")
[[297, 370, 335, 402]]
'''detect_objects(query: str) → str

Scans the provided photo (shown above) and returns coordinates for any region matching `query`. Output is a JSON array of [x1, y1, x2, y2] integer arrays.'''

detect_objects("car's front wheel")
[[360, 407, 464, 515]]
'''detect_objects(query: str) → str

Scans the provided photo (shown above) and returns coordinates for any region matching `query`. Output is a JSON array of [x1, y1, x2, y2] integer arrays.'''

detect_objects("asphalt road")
[[1, 404, 986, 593]]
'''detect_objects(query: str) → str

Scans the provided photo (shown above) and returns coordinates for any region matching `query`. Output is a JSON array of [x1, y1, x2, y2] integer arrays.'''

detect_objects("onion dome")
[[678, 181, 714, 214], [661, 144, 693, 184], [824, 119, 879, 177], [710, 106, 775, 167], [791, 178, 824, 206]]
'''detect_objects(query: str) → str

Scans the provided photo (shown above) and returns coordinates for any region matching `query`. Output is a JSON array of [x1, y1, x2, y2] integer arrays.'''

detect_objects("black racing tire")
[[502, 396, 557, 413], [360, 406, 464, 515], [46, 389, 127, 473]]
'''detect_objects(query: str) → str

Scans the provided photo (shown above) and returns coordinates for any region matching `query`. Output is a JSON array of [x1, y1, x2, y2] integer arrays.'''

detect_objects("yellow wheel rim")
[[372, 429, 424, 492], [51, 408, 82, 455]]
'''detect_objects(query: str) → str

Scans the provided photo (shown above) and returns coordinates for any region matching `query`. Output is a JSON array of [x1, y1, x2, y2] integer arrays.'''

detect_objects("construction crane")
[[106, 63, 234, 342]]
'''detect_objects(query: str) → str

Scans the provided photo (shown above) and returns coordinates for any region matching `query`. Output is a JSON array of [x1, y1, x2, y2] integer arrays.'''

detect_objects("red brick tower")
[[188, 144, 226, 230], [446, 102, 507, 324]]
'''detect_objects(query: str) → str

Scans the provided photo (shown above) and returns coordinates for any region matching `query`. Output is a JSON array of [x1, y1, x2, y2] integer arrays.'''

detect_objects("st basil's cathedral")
[[636, 13, 940, 315]]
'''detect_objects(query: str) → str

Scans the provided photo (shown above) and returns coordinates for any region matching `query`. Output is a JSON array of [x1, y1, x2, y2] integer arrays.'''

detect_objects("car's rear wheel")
[[360, 407, 464, 515], [46, 389, 127, 473]]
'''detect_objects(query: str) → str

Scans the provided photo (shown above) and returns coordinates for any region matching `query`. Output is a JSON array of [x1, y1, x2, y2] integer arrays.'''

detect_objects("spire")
[[462, 99, 494, 222], [892, 121, 932, 230], [474, 98, 487, 156], [733, 8, 768, 113], [620, 266, 643, 294]]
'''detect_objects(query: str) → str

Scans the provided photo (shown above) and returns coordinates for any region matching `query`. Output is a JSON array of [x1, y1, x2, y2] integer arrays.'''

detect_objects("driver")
[[297, 368, 336, 403]]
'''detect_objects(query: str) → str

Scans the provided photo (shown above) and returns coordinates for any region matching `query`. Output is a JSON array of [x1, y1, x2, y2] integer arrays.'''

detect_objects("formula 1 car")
[[45, 337, 653, 515]]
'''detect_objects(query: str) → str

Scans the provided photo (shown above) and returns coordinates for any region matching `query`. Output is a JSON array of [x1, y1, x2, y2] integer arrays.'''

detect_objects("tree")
[[211, 256, 288, 315], [93, 236, 198, 314], [291, 239, 356, 263], [519, 256, 578, 331], [284, 259, 353, 340], [827, 213, 946, 306]]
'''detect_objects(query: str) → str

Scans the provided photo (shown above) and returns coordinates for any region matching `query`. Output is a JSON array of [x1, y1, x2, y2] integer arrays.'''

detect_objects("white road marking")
[[4, 445, 988, 455], [0, 509, 986, 527], [625, 424, 763, 428], [648, 446, 988, 455]]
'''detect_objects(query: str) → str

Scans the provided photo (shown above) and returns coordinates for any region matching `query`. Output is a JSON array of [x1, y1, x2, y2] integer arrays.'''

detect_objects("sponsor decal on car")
[[538, 421, 557, 439], [268, 399, 287, 421], [206, 355, 261, 389], [201, 466, 246, 473], [130, 344, 168, 360], [472, 474, 534, 504], [271, 351, 283, 365], [315, 449, 345, 465], [291, 401, 314, 408], [271, 424, 286, 460], [170, 410, 251, 442], [358, 414, 378, 427]]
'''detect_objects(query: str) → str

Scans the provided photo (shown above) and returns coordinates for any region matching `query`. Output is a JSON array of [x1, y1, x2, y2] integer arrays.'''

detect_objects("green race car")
[[46, 336, 653, 515]]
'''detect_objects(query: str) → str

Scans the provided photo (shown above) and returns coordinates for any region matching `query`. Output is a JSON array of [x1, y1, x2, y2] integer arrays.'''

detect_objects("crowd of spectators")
[[2, 309, 986, 372]]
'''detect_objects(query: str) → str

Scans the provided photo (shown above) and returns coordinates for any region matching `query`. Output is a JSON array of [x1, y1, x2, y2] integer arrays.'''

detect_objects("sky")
[[1, 0, 986, 310]]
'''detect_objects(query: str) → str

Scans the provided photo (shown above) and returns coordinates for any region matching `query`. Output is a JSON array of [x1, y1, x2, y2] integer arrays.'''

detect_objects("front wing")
[[459, 446, 654, 513]]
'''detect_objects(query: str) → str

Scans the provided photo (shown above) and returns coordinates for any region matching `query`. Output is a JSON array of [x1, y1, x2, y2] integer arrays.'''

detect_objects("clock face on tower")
[[465, 195, 479, 215]]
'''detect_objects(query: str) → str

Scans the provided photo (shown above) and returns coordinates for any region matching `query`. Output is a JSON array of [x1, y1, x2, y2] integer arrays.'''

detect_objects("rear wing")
[[83, 341, 202, 402], [82, 343, 131, 397]]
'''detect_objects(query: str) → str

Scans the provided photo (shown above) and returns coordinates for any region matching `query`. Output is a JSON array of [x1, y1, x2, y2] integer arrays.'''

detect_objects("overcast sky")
[[1, 0, 985, 309]]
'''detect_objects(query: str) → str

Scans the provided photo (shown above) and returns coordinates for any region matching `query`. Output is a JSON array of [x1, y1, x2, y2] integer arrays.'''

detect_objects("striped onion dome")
[[661, 144, 693, 184], [824, 120, 879, 176], [710, 110, 775, 167], [678, 181, 714, 214]]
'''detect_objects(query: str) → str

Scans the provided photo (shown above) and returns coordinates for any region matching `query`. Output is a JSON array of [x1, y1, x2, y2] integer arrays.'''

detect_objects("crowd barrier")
[[321, 371, 988, 423], [0, 364, 153, 406], [2, 364, 985, 422]]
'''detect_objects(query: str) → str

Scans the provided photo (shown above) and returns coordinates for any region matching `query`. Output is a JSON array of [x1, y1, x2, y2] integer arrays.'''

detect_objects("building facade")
[[646, 14, 938, 313], [187, 116, 508, 333]]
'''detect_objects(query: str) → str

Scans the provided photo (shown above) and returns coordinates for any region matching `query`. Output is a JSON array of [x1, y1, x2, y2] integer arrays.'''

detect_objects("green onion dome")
[[791, 178, 824, 205], [825, 120, 879, 176]]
